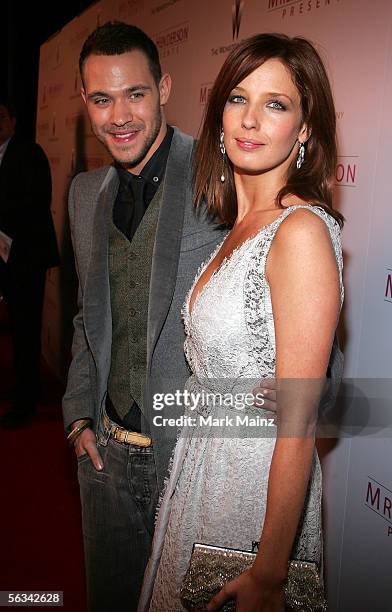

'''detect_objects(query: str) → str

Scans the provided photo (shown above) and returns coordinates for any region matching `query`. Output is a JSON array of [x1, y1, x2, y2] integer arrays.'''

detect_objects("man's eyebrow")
[[87, 85, 152, 99], [87, 91, 109, 100], [124, 85, 152, 94]]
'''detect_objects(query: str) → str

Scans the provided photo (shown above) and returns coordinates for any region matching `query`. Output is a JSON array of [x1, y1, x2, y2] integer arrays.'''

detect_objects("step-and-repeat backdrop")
[[37, 1, 392, 609]]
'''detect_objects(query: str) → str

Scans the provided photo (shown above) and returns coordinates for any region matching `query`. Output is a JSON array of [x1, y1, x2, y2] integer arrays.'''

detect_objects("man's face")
[[81, 51, 171, 173], [0, 105, 16, 145]]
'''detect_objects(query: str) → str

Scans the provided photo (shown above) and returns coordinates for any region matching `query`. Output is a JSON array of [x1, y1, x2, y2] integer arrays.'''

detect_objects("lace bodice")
[[182, 205, 343, 382]]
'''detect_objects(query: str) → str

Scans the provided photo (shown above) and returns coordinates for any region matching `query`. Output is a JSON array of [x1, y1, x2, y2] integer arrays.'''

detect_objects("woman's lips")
[[235, 138, 264, 151]]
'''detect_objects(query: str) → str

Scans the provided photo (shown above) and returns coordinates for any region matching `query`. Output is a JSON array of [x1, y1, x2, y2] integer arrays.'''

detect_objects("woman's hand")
[[206, 568, 285, 612]]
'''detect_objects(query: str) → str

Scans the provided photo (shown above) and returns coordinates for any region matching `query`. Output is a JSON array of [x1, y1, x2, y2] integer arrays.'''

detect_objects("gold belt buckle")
[[103, 413, 151, 447], [112, 426, 120, 442]]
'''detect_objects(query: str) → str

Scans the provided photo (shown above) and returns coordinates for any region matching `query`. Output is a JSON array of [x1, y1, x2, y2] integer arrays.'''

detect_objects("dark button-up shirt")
[[113, 125, 173, 241]]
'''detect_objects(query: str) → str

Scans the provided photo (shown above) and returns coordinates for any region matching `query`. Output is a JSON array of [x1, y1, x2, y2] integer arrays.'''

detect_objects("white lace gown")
[[138, 205, 344, 612]]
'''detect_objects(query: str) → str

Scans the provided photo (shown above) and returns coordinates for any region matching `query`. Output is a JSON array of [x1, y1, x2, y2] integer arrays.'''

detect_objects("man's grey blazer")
[[62, 127, 226, 491]]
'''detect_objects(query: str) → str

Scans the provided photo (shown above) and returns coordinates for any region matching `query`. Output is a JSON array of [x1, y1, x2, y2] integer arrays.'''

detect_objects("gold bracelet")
[[67, 419, 91, 446], [67, 421, 90, 446], [66, 418, 91, 439]]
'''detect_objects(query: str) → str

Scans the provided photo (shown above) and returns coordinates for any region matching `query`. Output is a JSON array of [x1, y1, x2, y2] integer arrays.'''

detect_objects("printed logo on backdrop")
[[39, 82, 65, 110], [119, 0, 144, 18], [232, 0, 245, 40], [211, 0, 247, 57], [46, 82, 65, 101], [385, 269, 392, 304], [39, 85, 48, 110], [69, 66, 82, 100], [65, 112, 84, 130], [365, 477, 392, 536], [86, 156, 106, 170], [39, 49, 51, 70], [48, 155, 61, 201], [37, 119, 50, 136], [68, 151, 105, 174], [69, 26, 90, 51], [335, 155, 358, 188], [75, 66, 80, 95], [40, 44, 63, 71], [49, 156, 61, 170], [267, 0, 342, 20], [154, 22, 189, 59], [50, 45, 62, 70], [50, 113, 59, 142], [151, 0, 182, 14], [200, 82, 213, 107]]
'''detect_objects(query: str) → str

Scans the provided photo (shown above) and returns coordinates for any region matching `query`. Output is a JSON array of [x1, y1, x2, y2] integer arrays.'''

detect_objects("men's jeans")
[[78, 418, 159, 612]]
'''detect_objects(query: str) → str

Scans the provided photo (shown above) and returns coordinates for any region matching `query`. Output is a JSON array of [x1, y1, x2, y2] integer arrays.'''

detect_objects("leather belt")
[[102, 413, 152, 448]]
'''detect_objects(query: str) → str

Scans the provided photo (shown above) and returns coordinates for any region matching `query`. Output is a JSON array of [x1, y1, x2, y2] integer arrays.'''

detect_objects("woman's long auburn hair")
[[194, 33, 344, 227]]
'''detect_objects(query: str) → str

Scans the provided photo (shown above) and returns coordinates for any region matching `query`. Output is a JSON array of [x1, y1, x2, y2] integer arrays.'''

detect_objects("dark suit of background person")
[[0, 101, 59, 428]]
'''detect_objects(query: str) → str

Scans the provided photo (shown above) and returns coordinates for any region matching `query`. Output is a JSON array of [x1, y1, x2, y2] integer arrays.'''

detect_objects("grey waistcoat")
[[107, 182, 163, 423]]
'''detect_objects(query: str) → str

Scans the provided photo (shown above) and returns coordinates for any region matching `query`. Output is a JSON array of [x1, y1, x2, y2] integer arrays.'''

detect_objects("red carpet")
[[0, 301, 87, 611]]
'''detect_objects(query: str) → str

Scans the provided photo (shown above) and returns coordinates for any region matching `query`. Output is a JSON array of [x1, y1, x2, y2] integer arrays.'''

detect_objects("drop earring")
[[219, 129, 226, 183], [296, 141, 305, 169]]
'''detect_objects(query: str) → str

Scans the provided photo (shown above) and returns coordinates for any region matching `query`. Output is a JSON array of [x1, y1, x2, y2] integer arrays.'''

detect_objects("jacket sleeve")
[[319, 333, 344, 414], [62, 175, 96, 432]]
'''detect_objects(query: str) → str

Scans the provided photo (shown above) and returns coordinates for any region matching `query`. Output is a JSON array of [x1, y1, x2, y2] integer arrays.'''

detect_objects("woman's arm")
[[250, 208, 340, 585], [207, 208, 341, 611]]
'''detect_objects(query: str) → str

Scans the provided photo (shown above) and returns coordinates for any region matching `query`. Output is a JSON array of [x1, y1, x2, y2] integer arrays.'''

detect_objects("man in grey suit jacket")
[[62, 22, 228, 611]]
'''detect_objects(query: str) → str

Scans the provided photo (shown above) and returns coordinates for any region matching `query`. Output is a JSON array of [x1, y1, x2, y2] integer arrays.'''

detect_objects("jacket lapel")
[[84, 166, 119, 375], [147, 128, 194, 371]]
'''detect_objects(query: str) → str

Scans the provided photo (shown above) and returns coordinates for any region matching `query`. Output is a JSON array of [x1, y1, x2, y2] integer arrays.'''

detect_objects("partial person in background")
[[0, 99, 59, 428]]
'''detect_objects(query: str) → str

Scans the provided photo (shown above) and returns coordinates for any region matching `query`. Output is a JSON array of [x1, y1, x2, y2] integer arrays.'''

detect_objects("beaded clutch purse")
[[180, 542, 327, 612]]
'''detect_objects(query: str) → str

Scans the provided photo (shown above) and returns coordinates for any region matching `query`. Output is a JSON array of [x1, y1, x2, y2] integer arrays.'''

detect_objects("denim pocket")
[[77, 452, 90, 463]]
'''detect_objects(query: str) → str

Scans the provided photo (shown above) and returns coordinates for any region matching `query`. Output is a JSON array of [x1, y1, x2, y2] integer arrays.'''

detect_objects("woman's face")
[[222, 58, 308, 177]]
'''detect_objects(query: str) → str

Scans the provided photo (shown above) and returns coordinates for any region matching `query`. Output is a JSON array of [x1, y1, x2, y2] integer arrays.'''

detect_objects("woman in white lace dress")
[[139, 33, 344, 612]]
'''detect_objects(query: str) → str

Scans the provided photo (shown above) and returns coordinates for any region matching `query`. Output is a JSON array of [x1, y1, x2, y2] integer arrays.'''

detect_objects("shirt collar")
[[0, 137, 12, 165], [115, 125, 173, 188]]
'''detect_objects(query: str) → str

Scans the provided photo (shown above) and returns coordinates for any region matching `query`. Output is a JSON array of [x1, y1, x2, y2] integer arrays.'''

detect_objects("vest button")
[[129, 308, 136, 317], [129, 280, 136, 288], [129, 251, 136, 260]]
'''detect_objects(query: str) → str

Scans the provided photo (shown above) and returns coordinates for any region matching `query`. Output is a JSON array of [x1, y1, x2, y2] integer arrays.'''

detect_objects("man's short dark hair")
[[79, 21, 162, 86]]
